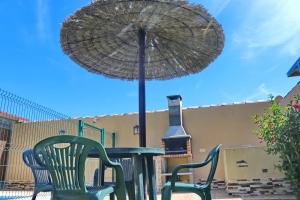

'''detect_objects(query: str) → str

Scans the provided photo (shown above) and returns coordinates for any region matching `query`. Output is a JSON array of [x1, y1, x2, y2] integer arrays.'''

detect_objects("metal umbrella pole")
[[138, 28, 146, 147], [138, 28, 147, 198]]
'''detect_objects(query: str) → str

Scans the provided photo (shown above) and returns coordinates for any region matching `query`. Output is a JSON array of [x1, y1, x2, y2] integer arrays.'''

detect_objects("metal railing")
[[0, 88, 78, 199], [0, 88, 118, 199], [78, 120, 118, 183], [78, 120, 105, 145], [78, 119, 116, 148]]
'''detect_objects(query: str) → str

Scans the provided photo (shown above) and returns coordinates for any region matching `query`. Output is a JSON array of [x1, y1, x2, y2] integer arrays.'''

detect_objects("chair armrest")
[[97, 153, 126, 198], [91, 146, 126, 194], [170, 159, 211, 188], [109, 163, 126, 188]]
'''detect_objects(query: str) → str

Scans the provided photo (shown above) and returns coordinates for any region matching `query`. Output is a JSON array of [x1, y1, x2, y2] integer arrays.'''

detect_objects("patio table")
[[88, 147, 165, 200]]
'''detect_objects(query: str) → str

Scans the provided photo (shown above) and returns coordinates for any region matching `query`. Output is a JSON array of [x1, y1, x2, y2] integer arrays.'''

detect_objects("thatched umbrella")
[[61, 0, 224, 147]]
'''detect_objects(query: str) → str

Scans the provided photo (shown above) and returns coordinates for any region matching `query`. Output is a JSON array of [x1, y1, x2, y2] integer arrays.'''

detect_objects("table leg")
[[101, 162, 105, 185], [133, 156, 145, 200], [97, 160, 105, 186], [146, 156, 157, 200], [142, 158, 147, 199]]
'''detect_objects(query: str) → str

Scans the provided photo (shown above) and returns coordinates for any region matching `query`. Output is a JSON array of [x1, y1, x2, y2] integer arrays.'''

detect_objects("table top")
[[89, 147, 165, 158]]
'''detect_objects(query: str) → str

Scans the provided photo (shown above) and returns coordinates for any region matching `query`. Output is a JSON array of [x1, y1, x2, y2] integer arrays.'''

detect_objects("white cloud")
[[200, 0, 231, 17], [265, 64, 280, 73], [209, 0, 232, 17], [246, 83, 272, 100], [36, 0, 50, 41], [233, 0, 300, 57]]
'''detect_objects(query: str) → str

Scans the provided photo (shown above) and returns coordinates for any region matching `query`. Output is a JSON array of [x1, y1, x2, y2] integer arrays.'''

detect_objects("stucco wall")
[[79, 101, 271, 182], [5, 119, 110, 185], [223, 146, 283, 181], [6, 120, 78, 182], [223, 146, 288, 195], [6, 100, 274, 185]]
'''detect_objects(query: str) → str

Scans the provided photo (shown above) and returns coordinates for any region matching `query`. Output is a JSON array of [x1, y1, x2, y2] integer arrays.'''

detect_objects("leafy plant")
[[254, 96, 300, 198]]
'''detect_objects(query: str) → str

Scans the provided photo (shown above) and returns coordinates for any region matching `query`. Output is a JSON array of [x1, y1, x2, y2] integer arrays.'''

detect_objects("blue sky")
[[0, 0, 299, 117]]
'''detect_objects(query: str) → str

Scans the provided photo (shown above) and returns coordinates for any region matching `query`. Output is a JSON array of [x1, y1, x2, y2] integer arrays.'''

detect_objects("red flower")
[[258, 137, 264, 144], [271, 137, 276, 144], [291, 104, 300, 108]]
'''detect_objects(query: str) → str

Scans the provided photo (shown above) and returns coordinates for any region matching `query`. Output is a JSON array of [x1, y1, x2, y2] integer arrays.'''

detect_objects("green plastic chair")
[[161, 144, 222, 200], [22, 149, 53, 200], [93, 158, 135, 199], [33, 135, 126, 200]]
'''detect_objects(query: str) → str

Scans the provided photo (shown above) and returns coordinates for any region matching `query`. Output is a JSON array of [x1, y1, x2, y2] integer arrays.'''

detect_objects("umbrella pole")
[[138, 28, 146, 147]]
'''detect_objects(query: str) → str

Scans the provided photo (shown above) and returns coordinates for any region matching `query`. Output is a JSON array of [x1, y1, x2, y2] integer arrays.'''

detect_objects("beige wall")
[[80, 101, 271, 182], [182, 102, 269, 181], [6, 100, 273, 184], [6, 120, 78, 182], [5, 119, 106, 185], [223, 146, 283, 181]]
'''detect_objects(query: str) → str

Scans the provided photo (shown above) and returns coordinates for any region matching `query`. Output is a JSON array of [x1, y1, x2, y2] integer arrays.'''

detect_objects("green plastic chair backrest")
[[204, 144, 222, 185], [33, 135, 111, 192]]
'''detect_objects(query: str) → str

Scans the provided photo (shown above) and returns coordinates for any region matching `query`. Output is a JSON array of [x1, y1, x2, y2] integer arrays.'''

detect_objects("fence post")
[[78, 120, 84, 137]]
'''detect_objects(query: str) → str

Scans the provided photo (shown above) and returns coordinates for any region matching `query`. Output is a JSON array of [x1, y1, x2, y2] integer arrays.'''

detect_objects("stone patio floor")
[[157, 190, 296, 200], [0, 190, 296, 200]]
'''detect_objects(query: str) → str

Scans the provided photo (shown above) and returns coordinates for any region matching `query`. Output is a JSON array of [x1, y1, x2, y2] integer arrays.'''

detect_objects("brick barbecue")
[[162, 95, 192, 157], [156, 95, 193, 187]]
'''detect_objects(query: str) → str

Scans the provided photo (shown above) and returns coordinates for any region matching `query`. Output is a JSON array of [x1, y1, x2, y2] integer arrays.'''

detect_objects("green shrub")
[[254, 96, 300, 198]]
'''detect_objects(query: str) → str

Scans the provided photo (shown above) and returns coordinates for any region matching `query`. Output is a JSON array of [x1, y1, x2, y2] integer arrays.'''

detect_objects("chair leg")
[[115, 186, 127, 200], [126, 181, 135, 200], [193, 191, 205, 200], [31, 191, 38, 200], [109, 193, 115, 200], [204, 188, 212, 200], [161, 186, 171, 200]]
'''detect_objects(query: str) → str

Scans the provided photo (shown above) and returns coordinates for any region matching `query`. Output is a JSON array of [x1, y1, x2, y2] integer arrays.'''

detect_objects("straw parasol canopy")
[[61, 0, 224, 80], [60, 0, 224, 147]]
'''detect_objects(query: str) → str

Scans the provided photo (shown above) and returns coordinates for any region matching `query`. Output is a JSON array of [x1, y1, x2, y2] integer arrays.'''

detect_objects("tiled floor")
[[0, 190, 296, 200], [157, 190, 296, 200]]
